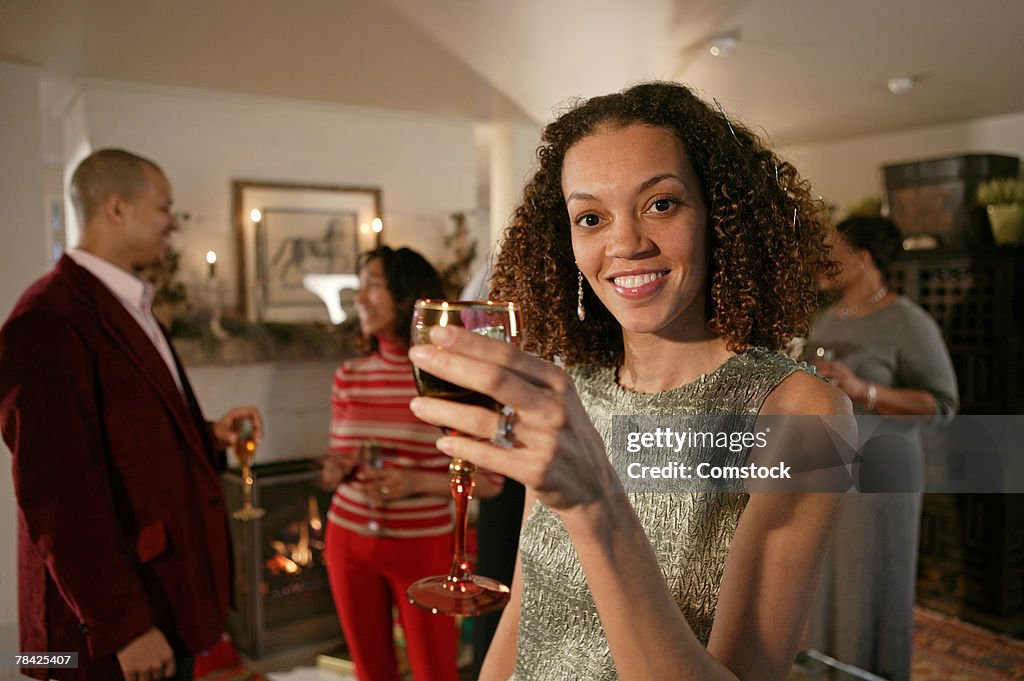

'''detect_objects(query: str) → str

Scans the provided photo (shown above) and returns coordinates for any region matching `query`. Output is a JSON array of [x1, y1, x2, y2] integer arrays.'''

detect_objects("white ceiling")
[[2, 0, 1023, 146]]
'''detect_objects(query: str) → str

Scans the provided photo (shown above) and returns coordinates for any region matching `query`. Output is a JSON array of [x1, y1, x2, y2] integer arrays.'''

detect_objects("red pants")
[[325, 523, 460, 681]]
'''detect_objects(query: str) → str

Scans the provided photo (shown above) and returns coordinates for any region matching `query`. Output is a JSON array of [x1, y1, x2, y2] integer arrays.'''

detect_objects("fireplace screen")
[[222, 460, 343, 658]]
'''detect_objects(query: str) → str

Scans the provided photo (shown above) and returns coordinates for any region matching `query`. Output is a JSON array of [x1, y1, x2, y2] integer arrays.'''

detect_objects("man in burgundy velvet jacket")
[[0, 149, 262, 681]]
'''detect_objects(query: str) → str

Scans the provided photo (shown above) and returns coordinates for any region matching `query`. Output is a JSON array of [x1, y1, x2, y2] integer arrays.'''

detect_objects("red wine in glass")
[[407, 299, 519, 616], [413, 371, 502, 412]]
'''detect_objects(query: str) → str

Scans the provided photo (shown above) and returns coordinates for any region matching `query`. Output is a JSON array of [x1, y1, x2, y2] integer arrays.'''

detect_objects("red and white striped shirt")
[[328, 339, 455, 538]]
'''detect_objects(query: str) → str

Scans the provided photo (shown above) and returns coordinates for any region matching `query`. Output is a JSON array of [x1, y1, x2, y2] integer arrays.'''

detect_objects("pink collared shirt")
[[68, 249, 185, 396]]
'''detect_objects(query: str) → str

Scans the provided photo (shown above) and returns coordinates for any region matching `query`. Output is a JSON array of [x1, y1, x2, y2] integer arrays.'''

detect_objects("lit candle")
[[206, 250, 217, 279]]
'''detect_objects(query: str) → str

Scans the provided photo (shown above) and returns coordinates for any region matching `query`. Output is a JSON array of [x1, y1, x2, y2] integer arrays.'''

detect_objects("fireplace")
[[222, 460, 343, 658]]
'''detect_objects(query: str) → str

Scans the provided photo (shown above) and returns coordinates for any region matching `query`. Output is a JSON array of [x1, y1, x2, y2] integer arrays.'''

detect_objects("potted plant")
[[975, 177, 1024, 245], [141, 246, 188, 328]]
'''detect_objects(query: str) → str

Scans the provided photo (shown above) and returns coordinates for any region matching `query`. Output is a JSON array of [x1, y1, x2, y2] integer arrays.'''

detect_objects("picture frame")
[[233, 181, 381, 323]]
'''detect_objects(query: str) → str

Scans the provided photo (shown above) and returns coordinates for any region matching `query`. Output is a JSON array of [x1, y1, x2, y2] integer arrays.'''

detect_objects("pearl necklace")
[[836, 286, 888, 319]]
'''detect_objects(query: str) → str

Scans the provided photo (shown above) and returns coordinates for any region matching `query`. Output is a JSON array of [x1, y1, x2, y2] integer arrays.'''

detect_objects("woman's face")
[[355, 257, 398, 341], [562, 124, 710, 339], [819, 235, 870, 293]]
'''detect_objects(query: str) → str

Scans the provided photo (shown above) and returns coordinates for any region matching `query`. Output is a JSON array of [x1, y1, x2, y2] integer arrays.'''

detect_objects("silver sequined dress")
[[511, 348, 810, 681]]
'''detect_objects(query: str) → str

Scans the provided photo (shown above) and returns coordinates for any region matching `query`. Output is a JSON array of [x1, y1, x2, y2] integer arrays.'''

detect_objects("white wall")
[[65, 80, 482, 311], [0, 59, 50, 680], [487, 122, 542, 247], [186, 360, 339, 465], [59, 90, 92, 250], [784, 110, 1024, 214]]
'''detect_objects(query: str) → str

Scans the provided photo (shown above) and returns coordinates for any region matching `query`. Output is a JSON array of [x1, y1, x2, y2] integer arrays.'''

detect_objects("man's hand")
[[212, 406, 264, 450], [116, 627, 175, 681]]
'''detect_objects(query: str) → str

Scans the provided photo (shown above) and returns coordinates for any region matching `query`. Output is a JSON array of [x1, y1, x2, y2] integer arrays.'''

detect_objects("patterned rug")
[[194, 608, 1024, 681], [913, 607, 1024, 680]]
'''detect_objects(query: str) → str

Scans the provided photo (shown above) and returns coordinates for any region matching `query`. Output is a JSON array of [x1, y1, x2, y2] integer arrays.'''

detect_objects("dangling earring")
[[577, 269, 586, 322]]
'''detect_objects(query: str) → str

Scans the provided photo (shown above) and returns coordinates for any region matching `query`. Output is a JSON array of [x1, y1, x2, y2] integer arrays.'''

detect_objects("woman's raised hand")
[[408, 325, 616, 512], [814, 358, 869, 402]]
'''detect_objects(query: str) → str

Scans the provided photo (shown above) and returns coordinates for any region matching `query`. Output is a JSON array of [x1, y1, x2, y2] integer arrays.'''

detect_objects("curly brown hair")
[[489, 81, 837, 366]]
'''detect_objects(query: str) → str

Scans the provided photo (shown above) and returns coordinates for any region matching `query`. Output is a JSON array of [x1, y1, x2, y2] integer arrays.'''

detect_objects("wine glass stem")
[[242, 465, 254, 509], [448, 458, 476, 583]]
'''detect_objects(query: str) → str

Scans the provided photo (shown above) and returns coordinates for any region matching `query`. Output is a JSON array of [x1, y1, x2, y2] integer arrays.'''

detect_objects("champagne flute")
[[359, 440, 384, 534], [406, 299, 519, 616], [232, 416, 266, 520]]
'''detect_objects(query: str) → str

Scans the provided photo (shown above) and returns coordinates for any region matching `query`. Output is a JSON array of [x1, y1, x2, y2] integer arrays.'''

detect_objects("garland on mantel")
[[171, 318, 359, 365]]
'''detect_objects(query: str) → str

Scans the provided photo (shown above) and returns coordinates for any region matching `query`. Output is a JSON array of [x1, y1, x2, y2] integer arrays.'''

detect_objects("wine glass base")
[[232, 506, 267, 521], [407, 574, 510, 616]]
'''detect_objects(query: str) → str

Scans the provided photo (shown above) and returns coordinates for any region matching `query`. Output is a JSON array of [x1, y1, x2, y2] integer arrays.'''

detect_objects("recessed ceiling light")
[[887, 75, 917, 95], [707, 31, 740, 57]]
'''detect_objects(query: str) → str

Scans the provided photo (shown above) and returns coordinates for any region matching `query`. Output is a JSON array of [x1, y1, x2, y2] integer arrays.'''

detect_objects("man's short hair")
[[70, 148, 163, 225]]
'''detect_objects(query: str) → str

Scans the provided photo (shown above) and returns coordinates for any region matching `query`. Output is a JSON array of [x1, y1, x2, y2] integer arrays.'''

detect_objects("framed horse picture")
[[233, 181, 381, 323]]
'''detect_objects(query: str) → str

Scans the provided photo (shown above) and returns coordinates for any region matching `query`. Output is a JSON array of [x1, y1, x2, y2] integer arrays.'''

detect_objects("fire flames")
[[265, 495, 326, 576]]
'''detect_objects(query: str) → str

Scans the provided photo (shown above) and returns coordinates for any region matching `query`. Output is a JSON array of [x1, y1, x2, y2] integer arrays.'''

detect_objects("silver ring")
[[380, 486, 390, 496], [492, 406, 515, 448]]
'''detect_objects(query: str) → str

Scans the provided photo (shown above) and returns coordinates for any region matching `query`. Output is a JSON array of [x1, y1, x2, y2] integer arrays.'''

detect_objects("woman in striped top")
[[323, 246, 502, 681]]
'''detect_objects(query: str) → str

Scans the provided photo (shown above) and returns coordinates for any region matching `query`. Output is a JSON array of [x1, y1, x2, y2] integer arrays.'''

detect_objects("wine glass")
[[359, 440, 385, 534], [232, 416, 266, 520], [811, 346, 835, 376], [406, 299, 520, 616]]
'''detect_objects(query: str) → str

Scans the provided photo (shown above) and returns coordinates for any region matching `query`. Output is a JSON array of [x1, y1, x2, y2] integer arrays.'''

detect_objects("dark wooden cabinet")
[[889, 246, 1024, 413], [889, 246, 1024, 634]]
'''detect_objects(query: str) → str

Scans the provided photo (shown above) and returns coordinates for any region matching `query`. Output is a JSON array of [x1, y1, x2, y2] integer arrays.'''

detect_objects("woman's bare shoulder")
[[762, 368, 851, 417]]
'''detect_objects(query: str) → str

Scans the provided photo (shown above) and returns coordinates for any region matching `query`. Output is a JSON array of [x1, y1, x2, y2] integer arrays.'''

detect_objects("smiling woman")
[[404, 81, 854, 681], [564, 125, 711, 354], [321, 245, 504, 681], [493, 83, 836, 370]]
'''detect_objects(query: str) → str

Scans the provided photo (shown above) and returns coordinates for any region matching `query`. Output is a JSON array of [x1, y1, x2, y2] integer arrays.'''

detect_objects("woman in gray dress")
[[408, 82, 855, 681], [807, 216, 959, 681]]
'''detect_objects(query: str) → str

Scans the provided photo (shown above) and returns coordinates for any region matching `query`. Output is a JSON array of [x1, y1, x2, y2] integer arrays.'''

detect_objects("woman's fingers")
[[423, 325, 563, 387], [410, 344, 541, 414], [353, 473, 390, 501], [410, 396, 514, 442], [407, 325, 615, 509], [408, 325, 579, 436], [409, 327, 577, 412], [433, 427, 611, 511], [410, 397, 545, 481], [433, 433, 523, 482]]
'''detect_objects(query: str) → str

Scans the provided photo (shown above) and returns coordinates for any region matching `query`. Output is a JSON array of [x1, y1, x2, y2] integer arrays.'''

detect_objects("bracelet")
[[865, 382, 878, 410]]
